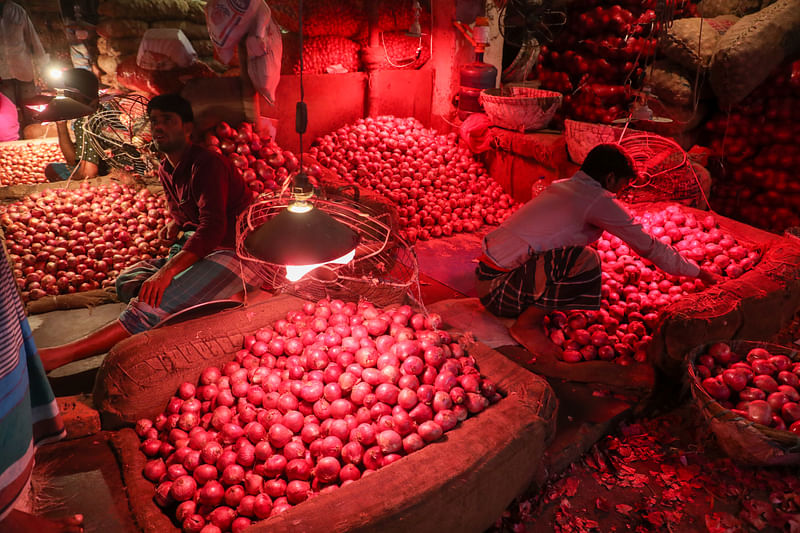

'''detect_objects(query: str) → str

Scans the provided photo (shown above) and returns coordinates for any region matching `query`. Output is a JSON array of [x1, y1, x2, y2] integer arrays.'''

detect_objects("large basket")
[[564, 119, 642, 164], [687, 340, 800, 466], [479, 87, 562, 132]]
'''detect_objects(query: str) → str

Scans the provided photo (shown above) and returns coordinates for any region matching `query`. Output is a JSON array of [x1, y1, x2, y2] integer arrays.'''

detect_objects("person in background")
[[44, 116, 107, 181], [39, 94, 262, 371], [44, 68, 106, 181], [59, 0, 100, 76], [0, 91, 19, 142], [476, 143, 721, 358], [0, 247, 84, 532], [0, 0, 48, 136]]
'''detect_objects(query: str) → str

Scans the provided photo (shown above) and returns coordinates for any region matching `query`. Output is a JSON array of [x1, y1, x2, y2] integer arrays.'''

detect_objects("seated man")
[[476, 143, 719, 359], [44, 115, 108, 181], [39, 94, 262, 371]]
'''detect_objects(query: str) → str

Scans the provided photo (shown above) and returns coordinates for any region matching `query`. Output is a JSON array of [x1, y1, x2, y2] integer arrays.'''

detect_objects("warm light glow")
[[48, 67, 64, 80], [285, 248, 356, 282], [25, 104, 48, 113], [287, 200, 313, 213]]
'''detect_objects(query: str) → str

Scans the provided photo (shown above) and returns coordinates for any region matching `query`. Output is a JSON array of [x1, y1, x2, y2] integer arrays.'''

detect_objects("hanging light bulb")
[[244, 173, 360, 281], [242, 0, 360, 282]]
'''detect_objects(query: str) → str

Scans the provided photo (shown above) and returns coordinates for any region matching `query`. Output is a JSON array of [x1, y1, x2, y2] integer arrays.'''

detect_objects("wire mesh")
[[236, 191, 420, 307], [84, 94, 157, 176], [618, 132, 704, 205]]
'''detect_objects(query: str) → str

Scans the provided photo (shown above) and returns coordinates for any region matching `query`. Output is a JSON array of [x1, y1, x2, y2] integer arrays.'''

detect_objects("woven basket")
[[564, 119, 643, 164], [687, 340, 800, 466], [479, 87, 562, 132]]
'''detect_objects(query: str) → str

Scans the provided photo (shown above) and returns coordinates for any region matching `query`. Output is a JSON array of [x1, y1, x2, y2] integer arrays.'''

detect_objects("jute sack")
[[97, 54, 124, 77], [98, 36, 141, 57], [647, 204, 800, 377], [110, 337, 557, 533], [710, 0, 800, 106], [98, 0, 189, 21], [96, 19, 148, 39], [647, 61, 694, 107], [190, 39, 214, 58], [187, 0, 206, 23], [94, 295, 307, 425], [150, 20, 209, 40], [659, 15, 739, 71], [697, 0, 772, 17]]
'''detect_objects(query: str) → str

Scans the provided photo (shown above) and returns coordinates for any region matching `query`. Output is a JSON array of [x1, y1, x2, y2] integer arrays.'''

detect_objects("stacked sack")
[[271, 0, 430, 74], [271, 0, 366, 74], [95, 0, 226, 89]]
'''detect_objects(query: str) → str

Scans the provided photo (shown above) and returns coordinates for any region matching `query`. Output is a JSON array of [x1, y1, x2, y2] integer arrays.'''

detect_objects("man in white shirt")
[[0, 0, 48, 135], [477, 144, 719, 359]]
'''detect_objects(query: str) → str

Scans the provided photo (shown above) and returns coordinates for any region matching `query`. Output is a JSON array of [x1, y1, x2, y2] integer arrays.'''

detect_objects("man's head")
[[580, 144, 637, 194], [147, 94, 194, 155]]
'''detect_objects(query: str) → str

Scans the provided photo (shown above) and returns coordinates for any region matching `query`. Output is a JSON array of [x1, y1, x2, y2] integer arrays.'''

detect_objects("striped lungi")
[[116, 232, 263, 335], [0, 252, 65, 520], [476, 246, 602, 318]]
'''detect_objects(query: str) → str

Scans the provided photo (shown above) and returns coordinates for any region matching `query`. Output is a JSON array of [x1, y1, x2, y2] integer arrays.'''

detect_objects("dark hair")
[[580, 144, 636, 188], [147, 93, 194, 123]]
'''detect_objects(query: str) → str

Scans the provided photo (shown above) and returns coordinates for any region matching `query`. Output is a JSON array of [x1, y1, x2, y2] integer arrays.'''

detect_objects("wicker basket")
[[563, 119, 643, 164], [687, 340, 800, 466], [479, 87, 562, 132]]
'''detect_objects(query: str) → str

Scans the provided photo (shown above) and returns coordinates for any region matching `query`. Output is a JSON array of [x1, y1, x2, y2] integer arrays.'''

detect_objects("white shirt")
[[0, 1, 47, 82], [482, 171, 701, 277]]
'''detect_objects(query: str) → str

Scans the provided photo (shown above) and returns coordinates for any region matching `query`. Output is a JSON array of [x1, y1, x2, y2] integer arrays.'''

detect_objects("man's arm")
[[138, 249, 200, 308], [56, 121, 77, 166], [587, 196, 701, 278]]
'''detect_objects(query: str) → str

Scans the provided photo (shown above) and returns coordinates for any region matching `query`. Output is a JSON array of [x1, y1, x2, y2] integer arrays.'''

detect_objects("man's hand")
[[158, 220, 181, 246], [138, 267, 174, 308], [698, 268, 723, 287]]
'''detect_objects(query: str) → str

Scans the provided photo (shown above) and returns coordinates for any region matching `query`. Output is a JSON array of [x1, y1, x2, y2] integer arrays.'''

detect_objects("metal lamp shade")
[[245, 206, 359, 266], [35, 96, 97, 122]]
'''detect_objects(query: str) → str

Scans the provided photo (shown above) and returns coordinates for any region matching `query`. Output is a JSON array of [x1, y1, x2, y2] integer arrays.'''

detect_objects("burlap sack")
[[98, 36, 141, 57], [97, 54, 124, 76], [99, 0, 189, 21], [659, 15, 739, 70], [187, 0, 207, 24], [710, 0, 800, 106], [109, 326, 557, 533], [150, 20, 208, 40], [697, 0, 772, 17], [190, 39, 214, 58], [96, 19, 148, 39], [647, 61, 694, 107]]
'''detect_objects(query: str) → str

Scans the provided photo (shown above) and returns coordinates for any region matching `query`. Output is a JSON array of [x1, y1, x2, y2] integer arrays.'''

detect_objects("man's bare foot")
[[508, 322, 564, 361], [2, 510, 84, 533]]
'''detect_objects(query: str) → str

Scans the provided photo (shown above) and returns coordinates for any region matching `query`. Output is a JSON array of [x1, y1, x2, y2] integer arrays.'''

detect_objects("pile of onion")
[[546, 204, 759, 364], [309, 116, 517, 243], [202, 121, 318, 201], [0, 182, 169, 302], [0, 140, 64, 186], [697, 342, 800, 434], [136, 299, 500, 532], [707, 59, 800, 233]]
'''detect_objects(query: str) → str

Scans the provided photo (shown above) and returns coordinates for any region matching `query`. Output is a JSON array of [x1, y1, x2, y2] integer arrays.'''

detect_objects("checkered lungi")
[[476, 246, 602, 318], [116, 233, 262, 334]]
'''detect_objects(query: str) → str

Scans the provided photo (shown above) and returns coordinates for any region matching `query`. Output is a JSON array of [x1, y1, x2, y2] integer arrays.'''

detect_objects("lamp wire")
[[298, 0, 304, 174]]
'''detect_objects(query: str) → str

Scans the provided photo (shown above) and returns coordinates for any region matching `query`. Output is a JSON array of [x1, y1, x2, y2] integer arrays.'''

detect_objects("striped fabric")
[[0, 252, 65, 521], [116, 234, 263, 335], [476, 246, 602, 318]]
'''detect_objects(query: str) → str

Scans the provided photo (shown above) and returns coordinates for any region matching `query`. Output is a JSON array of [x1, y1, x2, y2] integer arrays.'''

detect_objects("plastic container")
[[458, 62, 497, 120]]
